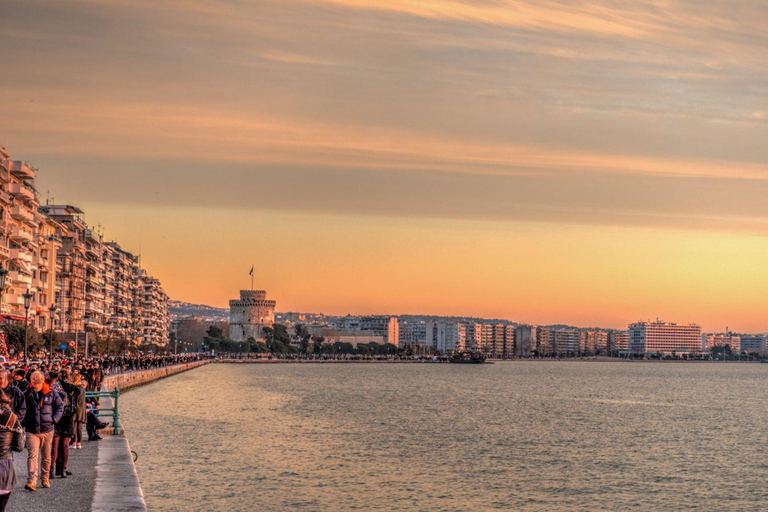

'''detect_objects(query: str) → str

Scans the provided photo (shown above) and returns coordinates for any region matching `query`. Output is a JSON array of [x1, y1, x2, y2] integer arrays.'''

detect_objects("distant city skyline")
[[3, 1, 768, 332]]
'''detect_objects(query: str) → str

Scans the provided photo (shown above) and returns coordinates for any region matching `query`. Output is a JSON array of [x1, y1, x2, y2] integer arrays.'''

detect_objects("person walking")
[[22, 371, 63, 491], [0, 389, 23, 511]]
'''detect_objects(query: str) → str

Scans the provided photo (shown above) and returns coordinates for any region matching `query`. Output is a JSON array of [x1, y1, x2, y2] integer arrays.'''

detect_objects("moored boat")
[[449, 351, 488, 364]]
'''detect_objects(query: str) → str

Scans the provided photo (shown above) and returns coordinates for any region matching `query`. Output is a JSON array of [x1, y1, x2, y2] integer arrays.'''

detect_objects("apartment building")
[[0, 151, 40, 321], [140, 274, 170, 346], [551, 328, 581, 356], [0, 146, 172, 353], [581, 330, 609, 355], [608, 330, 629, 353], [425, 322, 466, 353], [515, 325, 535, 357], [703, 334, 741, 353], [737, 334, 767, 355], [358, 316, 399, 345], [536, 327, 551, 355], [105, 242, 139, 342], [41, 205, 88, 337], [34, 216, 65, 331], [84, 228, 106, 336], [398, 321, 428, 348]]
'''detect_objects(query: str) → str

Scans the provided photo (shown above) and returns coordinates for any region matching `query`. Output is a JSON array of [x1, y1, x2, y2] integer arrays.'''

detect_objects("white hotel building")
[[628, 321, 702, 355]]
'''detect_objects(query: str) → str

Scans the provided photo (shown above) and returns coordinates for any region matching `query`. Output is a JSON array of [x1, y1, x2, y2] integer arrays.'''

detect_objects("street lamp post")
[[0, 266, 7, 317], [84, 313, 90, 359], [22, 290, 33, 364], [0, 266, 6, 358], [48, 305, 57, 357]]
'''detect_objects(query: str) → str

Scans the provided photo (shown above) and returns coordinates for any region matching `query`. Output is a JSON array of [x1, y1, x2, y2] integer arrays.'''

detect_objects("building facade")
[[628, 321, 702, 355], [0, 146, 173, 355], [703, 334, 741, 353]]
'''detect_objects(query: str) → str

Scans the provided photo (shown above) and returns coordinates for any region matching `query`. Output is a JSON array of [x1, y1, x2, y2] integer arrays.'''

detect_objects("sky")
[[1, 0, 768, 331]]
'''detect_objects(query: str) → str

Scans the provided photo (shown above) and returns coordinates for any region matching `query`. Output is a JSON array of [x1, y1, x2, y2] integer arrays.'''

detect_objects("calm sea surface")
[[120, 362, 768, 511]]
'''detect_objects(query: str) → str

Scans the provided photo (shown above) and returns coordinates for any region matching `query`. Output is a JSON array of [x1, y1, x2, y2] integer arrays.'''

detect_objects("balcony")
[[0, 244, 10, 261], [10, 226, 33, 243], [8, 271, 32, 286], [11, 205, 34, 223], [7, 161, 34, 180], [3, 293, 25, 307], [10, 248, 33, 264], [9, 183, 35, 202], [0, 189, 11, 205]]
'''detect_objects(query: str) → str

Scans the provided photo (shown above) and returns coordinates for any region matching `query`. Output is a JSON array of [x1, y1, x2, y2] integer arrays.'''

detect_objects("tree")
[[177, 319, 208, 352], [295, 324, 311, 354], [3, 322, 43, 358], [41, 330, 63, 355], [206, 325, 224, 339], [273, 324, 291, 345]]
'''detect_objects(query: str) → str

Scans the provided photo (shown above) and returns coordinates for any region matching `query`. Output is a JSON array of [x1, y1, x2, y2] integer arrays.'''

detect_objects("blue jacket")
[[22, 386, 63, 434]]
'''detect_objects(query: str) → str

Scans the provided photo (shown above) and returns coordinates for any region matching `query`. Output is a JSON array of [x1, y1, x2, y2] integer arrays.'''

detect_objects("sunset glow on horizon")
[[2, 0, 768, 332]]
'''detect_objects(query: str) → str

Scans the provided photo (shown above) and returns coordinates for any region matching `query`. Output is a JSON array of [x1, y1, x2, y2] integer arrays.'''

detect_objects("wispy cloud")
[[2, 0, 768, 228]]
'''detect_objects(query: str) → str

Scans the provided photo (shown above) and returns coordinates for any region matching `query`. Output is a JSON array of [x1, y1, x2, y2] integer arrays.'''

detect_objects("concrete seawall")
[[93, 360, 210, 511], [103, 360, 210, 391]]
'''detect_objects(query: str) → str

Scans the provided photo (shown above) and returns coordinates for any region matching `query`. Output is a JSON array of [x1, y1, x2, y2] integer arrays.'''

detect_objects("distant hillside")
[[169, 300, 229, 321]]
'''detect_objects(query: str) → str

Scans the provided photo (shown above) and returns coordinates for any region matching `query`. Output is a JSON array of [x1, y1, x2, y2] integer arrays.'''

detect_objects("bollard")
[[112, 387, 123, 435]]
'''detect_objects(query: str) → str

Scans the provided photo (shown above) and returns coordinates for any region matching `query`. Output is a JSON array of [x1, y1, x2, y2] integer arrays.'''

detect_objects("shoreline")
[[216, 357, 762, 364]]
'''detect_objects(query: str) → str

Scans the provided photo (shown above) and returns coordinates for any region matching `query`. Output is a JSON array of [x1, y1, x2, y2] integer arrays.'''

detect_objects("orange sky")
[[2, 0, 768, 331]]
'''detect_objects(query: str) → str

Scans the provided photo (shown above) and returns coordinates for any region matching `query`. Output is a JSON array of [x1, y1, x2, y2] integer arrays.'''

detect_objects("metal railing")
[[84, 387, 123, 435]]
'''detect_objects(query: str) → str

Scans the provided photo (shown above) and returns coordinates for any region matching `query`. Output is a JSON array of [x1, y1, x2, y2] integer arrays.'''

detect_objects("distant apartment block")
[[737, 334, 767, 355], [703, 334, 741, 353], [515, 325, 535, 357], [608, 330, 629, 353]]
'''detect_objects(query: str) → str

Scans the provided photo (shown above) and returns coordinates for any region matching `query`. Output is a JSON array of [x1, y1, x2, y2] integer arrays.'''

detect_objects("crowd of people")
[[0, 353, 205, 510]]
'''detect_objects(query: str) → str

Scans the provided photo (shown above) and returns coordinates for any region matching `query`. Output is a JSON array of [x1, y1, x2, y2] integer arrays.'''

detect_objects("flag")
[[249, 265, 254, 276]]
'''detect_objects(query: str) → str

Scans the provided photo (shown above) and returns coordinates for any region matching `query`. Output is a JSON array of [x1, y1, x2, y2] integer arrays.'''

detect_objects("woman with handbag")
[[0, 388, 24, 510]]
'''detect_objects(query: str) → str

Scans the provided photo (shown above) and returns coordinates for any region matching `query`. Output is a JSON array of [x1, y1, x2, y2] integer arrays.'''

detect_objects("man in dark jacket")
[[0, 371, 26, 419], [22, 371, 63, 491], [13, 369, 28, 393]]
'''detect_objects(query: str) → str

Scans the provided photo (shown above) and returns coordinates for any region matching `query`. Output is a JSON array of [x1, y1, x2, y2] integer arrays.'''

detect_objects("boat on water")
[[449, 351, 488, 364]]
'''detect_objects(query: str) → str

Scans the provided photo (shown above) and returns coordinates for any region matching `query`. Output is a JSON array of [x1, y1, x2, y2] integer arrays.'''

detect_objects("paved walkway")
[[7, 434, 99, 512]]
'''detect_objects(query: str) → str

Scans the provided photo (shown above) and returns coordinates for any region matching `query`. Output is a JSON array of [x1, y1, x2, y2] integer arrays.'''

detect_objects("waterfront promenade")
[[6, 359, 209, 511]]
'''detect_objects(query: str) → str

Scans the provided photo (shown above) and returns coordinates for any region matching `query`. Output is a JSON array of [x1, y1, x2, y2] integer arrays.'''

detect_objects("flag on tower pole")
[[249, 265, 254, 290]]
